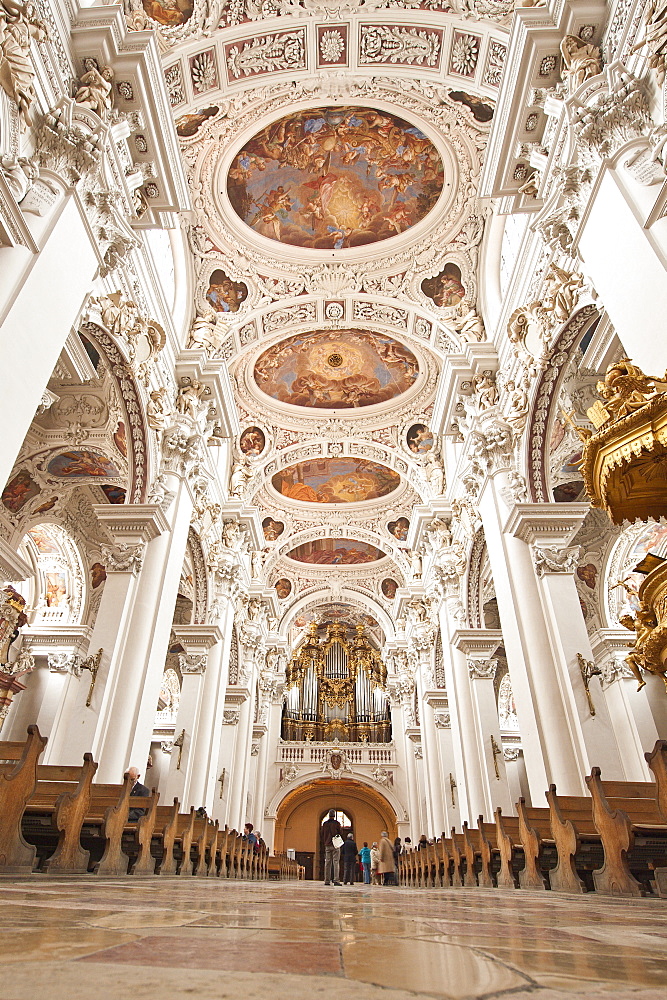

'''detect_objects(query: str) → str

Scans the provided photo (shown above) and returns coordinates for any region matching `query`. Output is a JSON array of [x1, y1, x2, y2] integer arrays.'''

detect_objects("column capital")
[[532, 543, 582, 577], [0, 536, 33, 582], [171, 624, 223, 652], [92, 504, 169, 544], [467, 658, 498, 680], [451, 628, 503, 658], [178, 653, 207, 674], [100, 541, 145, 575], [503, 503, 589, 545], [21, 625, 92, 658]]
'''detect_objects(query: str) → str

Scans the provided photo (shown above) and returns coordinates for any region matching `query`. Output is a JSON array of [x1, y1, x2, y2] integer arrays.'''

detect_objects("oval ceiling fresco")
[[227, 106, 444, 250], [286, 540, 386, 565], [272, 458, 400, 504], [254, 330, 419, 409]]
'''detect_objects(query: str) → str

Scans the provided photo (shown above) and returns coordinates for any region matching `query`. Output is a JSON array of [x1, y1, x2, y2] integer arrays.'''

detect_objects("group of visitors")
[[320, 808, 407, 886]]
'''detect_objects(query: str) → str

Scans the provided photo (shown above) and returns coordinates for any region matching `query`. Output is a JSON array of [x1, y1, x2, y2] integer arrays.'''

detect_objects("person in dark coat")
[[127, 766, 150, 821], [341, 832, 359, 884], [321, 808, 342, 885]]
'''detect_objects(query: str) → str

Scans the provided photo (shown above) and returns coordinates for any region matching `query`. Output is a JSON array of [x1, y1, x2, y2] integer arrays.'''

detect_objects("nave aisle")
[[0, 877, 665, 1000]]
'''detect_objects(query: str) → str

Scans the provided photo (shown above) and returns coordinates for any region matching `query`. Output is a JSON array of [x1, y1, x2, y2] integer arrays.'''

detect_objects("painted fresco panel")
[[254, 329, 419, 409], [286, 539, 385, 565], [272, 458, 400, 504], [227, 106, 444, 250]]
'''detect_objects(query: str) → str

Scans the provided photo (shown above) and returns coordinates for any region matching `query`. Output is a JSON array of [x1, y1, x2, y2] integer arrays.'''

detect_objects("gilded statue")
[[619, 604, 658, 691], [592, 358, 667, 425]]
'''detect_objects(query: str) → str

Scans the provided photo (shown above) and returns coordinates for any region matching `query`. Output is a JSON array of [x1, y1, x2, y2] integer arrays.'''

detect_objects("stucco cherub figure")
[[175, 378, 209, 419], [619, 604, 658, 691]]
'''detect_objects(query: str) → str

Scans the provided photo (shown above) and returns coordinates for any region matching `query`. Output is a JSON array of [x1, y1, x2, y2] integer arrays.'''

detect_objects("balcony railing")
[[278, 741, 395, 765]]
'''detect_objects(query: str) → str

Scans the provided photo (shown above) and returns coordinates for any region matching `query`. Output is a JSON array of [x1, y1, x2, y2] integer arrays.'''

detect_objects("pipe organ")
[[282, 623, 391, 742]]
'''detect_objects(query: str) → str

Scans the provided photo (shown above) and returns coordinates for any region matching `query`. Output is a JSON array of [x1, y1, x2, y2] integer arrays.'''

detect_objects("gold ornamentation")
[[576, 652, 601, 715], [619, 559, 667, 693], [80, 647, 103, 708], [580, 359, 667, 524]]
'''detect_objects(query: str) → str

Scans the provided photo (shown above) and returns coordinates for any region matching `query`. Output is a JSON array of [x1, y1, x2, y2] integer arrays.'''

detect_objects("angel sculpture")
[[596, 359, 667, 422], [619, 604, 657, 691]]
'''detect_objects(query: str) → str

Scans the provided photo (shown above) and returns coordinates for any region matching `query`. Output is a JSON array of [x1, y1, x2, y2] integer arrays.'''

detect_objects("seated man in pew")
[[127, 767, 150, 822]]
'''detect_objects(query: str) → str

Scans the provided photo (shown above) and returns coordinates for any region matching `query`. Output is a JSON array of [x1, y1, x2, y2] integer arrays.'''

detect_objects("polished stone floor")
[[1, 876, 666, 1000]]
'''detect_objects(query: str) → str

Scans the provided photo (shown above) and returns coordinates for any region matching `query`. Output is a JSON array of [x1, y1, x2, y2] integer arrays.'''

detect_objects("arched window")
[[19, 523, 85, 625]]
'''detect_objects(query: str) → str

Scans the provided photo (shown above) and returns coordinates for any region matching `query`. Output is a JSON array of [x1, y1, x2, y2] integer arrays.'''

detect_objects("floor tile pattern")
[[1, 877, 666, 999]]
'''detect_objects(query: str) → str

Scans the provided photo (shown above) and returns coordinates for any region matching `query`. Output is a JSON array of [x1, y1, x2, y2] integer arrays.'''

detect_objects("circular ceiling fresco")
[[227, 106, 444, 250], [286, 540, 386, 565], [254, 330, 419, 409], [272, 458, 401, 504]]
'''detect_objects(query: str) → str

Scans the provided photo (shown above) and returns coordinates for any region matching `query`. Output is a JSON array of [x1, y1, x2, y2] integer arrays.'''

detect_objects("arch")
[[19, 522, 86, 626], [272, 776, 399, 878], [78, 321, 154, 502], [281, 586, 395, 639], [525, 304, 600, 502]]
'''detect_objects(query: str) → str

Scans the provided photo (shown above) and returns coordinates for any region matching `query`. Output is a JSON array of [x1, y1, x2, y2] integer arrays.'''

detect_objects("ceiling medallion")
[[226, 105, 444, 251]]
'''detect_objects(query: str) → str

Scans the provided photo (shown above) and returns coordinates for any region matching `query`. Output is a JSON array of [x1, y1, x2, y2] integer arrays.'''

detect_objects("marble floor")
[[1, 877, 666, 1000]]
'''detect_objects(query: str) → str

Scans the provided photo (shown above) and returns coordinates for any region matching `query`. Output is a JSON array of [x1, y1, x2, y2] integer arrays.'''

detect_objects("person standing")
[[370, 841, 380, 884], [359, 841, 372, 884], [321, 809, 342, 886], [377, 831, 395, 885], [341, 832, 358, 884]]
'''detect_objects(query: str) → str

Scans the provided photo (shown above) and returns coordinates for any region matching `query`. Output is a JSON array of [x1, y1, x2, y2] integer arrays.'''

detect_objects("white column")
[[228, 690, 254, 830], [45, 506, 167, 767], [452, 631, 513, 819], [504, 504, 624, 780], [214, 707, 242, 827], [593, 630, 667, 781], [163, 626, 222, 808], [0, 195, 98, 490], [439, 602, 485, 825], [577, 168, 667, 374], [419, 681, 447, 837], [476, 458, 591, 797]]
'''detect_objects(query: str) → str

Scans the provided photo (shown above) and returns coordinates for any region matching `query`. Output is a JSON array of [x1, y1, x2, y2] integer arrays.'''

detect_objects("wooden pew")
[[0, 725, 48, 873], [36, 755, 98, 874], [516, 798, 554, 890], [461, 822, 479, 887], [476, 818, 498, 888], [152, 798, 180, 875], [450, 828, 466, 887], [543, 785, 599, 893], [493, 809, 522, 889], [439, 833, 454, 888], [586, 767, 667, 897], [646, 741, 667, 896]]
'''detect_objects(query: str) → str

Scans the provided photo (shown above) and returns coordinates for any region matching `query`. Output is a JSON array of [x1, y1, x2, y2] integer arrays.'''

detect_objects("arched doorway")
[[274, 778, 397, 881]]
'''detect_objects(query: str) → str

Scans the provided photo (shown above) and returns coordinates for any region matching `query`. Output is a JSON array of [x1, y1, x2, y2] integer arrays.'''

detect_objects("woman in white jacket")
[[370, 842, 380, 885]]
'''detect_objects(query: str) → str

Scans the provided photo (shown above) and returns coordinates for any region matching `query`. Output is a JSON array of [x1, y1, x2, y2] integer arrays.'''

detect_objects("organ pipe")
[[282, 621, 391, 742]]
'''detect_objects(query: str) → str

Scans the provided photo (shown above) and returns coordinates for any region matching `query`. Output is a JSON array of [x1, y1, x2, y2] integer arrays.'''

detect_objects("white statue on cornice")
[[229, 458, 251, 498], [189, 311, 220, 352], [74, 60, 114, 119], [560, 35, 602, 91], [425, 450, 445, 496], [147, 387, 173, 432], [450, 303, 485, 343]]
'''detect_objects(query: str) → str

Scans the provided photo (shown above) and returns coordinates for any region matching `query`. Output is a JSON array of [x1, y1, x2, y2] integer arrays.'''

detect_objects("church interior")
[[1, 0, 667, 996]]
